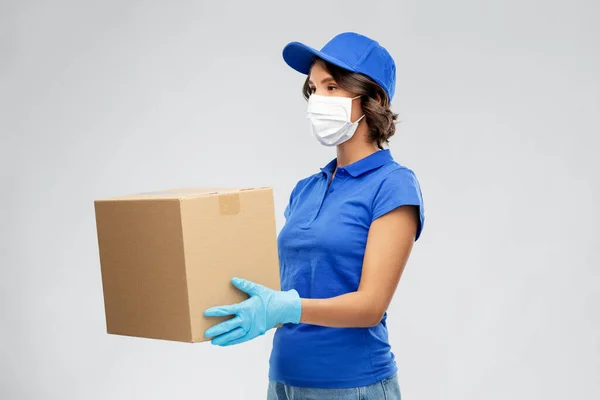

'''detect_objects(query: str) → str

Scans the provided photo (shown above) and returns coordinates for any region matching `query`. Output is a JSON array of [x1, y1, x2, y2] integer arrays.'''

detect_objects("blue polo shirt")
[[268, 149, 425, 389]]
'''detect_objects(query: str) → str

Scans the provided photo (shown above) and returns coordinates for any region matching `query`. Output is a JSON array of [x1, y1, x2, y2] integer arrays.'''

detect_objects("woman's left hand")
[[204, 277, 302, 346]]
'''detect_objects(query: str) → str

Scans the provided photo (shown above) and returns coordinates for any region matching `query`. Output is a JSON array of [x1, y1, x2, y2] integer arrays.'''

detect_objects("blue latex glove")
[[204, 277, 302, 346]]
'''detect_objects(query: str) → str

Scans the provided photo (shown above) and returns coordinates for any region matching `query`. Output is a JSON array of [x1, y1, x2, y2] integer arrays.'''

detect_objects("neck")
[[336, 124, 379, 167]]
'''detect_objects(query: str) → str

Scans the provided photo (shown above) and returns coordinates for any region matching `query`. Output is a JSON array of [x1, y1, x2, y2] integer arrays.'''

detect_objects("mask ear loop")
[[351, 95, 365, 124], [353, 114, 365, 124]]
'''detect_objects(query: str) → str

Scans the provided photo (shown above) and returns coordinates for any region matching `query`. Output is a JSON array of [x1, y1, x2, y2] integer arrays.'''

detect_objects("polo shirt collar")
[[320, 149, 394, 178]]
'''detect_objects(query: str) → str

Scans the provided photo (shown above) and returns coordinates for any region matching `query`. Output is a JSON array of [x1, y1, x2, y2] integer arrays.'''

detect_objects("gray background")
[[1, 0, 598, 399]]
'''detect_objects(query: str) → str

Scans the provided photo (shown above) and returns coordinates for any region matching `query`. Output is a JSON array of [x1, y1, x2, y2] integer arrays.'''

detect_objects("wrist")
[[276, 289, 302, 325], [287, 289, 302, 324]]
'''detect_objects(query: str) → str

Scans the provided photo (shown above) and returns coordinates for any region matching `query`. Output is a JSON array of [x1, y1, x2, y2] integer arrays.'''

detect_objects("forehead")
[[308, 61, 333, 83]]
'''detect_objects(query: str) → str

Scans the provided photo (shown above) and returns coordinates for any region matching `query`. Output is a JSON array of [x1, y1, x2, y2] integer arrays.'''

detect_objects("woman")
[[204, 32, 425, 399]]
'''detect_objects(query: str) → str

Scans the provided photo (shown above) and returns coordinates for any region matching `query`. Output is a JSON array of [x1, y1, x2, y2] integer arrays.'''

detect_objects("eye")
[[327, 85, 338, 92]]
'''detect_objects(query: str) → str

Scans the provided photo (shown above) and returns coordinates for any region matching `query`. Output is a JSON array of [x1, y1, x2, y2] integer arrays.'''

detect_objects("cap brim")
[[282, 41, 354, 75]]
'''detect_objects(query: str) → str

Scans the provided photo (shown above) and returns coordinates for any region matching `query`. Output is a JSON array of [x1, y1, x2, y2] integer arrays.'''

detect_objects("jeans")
[[267, 373, 401, 400]]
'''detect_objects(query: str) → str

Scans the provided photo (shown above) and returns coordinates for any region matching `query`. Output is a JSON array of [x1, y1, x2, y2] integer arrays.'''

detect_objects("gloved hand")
[[204, 277, 302, 346]]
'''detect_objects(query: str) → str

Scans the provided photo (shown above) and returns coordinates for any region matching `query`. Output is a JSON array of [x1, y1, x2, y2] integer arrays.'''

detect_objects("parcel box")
[[93, 187, 281, 343]]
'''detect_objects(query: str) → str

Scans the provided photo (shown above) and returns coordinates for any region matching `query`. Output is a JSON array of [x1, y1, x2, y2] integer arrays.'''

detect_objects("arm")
[[299, 204, 420, 328], [204, 170, 424, 346]]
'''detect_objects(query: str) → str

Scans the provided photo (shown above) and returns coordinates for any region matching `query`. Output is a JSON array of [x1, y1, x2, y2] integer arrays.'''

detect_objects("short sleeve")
[[284, 190, 294, 220], [283, 177, 307, 220], [372, 168, 425, 241]]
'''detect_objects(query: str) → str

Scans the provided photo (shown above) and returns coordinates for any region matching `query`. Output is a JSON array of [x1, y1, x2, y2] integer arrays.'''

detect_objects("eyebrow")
[[308, 77, 336, 85]]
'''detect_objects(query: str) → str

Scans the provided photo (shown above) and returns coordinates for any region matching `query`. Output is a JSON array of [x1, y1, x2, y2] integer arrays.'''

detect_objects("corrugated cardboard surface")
[[94, 187, 280, 343]]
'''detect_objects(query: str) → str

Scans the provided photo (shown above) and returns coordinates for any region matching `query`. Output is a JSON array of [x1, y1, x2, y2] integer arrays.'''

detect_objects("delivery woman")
[[204, 32, 425, 399]]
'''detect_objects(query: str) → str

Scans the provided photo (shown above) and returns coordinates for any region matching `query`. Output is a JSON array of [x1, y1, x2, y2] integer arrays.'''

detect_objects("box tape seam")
[[218, 193, 241, 215]]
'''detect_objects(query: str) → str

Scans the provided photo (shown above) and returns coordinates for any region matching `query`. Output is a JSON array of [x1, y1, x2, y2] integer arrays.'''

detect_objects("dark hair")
[[302, 58, 399, 149]]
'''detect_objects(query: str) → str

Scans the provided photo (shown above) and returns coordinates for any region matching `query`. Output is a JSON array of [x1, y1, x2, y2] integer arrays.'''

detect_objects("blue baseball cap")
[[282, 32, 397, 101]]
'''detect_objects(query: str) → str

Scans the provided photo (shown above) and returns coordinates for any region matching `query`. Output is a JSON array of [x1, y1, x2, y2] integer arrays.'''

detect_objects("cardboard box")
[[93, 187, 281, 343]]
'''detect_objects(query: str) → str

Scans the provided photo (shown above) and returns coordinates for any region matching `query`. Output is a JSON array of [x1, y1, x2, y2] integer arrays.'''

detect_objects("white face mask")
[[306, 94, 365, 146]]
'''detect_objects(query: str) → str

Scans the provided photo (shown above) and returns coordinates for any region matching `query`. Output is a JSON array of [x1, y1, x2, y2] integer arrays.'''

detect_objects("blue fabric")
[[269, 149, 424, 389], [267, 372, 402, 399], [282, 32, 397, 101]]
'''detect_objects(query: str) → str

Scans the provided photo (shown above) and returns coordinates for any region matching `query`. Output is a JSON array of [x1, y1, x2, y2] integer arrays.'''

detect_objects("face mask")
[[306, 94, 365, 146]]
